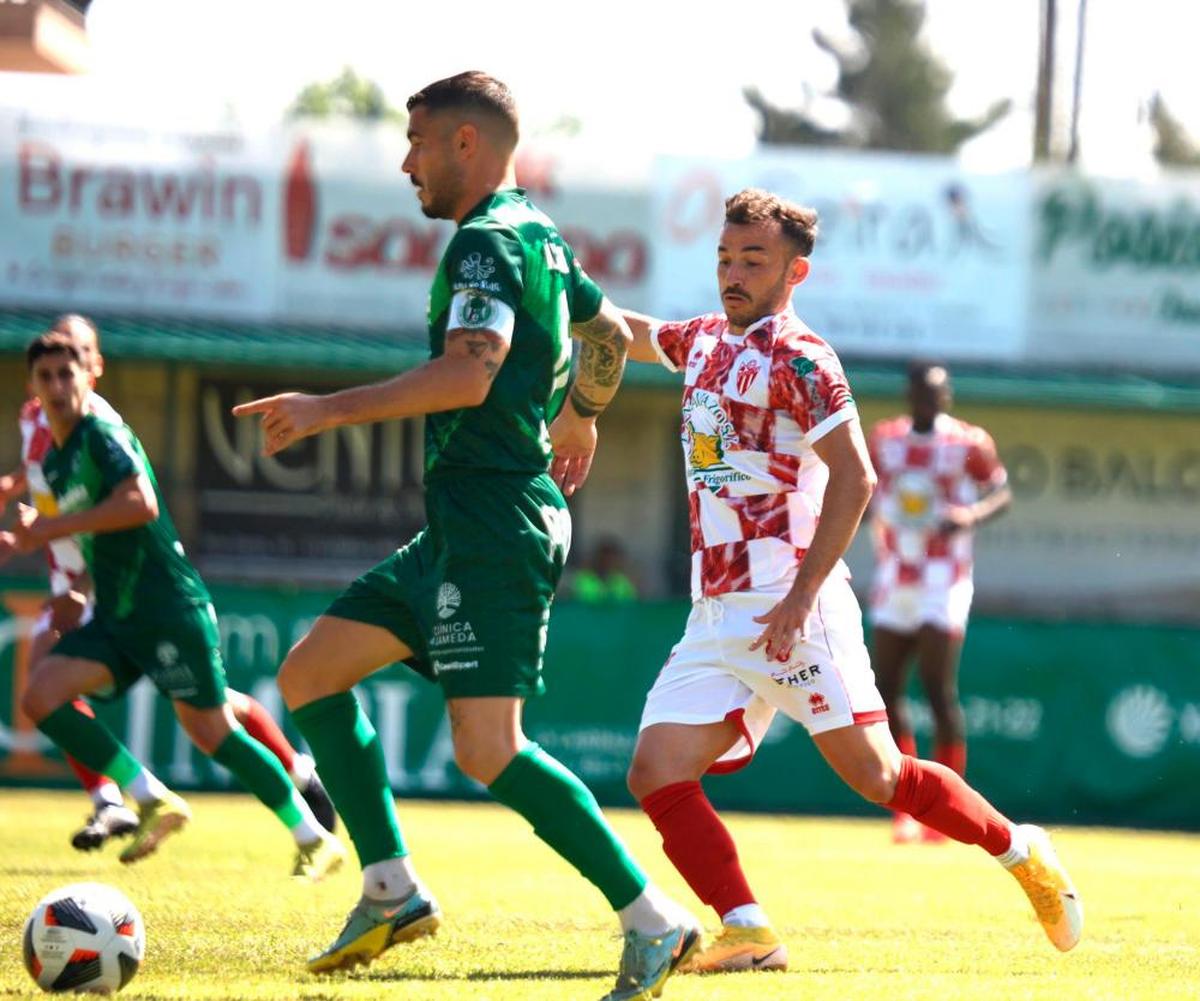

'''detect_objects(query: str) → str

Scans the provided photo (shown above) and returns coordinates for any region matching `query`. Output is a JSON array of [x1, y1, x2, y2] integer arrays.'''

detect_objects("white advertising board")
[[653, 151, 1031, 362]]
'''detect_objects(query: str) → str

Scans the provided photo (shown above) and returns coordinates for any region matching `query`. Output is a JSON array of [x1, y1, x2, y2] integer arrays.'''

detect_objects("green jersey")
[[41, 414, 210, 620], [424, 187, 604, 478]]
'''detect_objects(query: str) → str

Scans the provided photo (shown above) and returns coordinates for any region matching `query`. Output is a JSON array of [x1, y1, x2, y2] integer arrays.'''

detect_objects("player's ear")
[[455, 122, 479, 159], [787, 255, 811, 287]]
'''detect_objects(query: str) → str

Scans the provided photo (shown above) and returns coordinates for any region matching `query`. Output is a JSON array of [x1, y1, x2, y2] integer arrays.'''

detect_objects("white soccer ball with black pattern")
[[22, 882, 144, 994]]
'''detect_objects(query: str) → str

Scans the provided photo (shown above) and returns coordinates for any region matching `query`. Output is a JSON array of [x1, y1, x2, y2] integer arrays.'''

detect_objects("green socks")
[[212, 728, 301, 827], [291, 692, 406, 866], [37, 702, 143, 787], [489, 743, 647, 910]]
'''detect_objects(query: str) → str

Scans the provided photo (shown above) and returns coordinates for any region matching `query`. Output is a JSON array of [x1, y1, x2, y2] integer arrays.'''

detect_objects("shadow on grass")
[[357, 968, 609, 982]]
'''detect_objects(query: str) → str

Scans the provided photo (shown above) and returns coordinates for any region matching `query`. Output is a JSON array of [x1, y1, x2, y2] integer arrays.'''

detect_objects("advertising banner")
[[193, 377, 425, 578], [0, 105, 278, 320], [0, 78, 654, 329], [652, 152, 1031, 361], [1031, 171, 1200, 372], [2, 582, 1197, 829], [275, 129, 656, 327]]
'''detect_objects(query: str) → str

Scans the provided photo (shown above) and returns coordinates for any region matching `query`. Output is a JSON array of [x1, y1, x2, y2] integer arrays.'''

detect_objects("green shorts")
[[54, 601, 227, 709], [326, 472, 569, 699]]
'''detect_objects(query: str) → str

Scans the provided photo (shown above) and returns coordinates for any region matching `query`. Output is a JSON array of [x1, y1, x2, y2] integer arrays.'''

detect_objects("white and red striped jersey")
[[20, 393, 122, 596], [651, 308, 858, 600], [868, 412, 1006, 592]]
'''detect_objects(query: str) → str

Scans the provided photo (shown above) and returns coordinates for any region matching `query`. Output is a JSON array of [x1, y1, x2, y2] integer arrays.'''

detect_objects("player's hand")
[[47, 590, 88, 633], [12, 503, 48, 553], [938, 504, 976, 535], [548, 406, 598, 498], [750, 588, 815, 663], [0, 530, 17, 565], [231, 392, 329, 456]]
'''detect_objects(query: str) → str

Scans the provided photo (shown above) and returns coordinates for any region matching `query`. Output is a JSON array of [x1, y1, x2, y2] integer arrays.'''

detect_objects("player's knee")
[[277, 653, 327, 709], [452, 738, 515, 786], [177, 707, 231, 756], [849, 760, 901, 804], [20, 681, 62, 723], [626, 753, 671, 802]]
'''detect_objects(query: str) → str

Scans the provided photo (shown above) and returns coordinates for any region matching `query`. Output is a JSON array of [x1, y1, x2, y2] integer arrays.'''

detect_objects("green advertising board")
[[2, 579, 1198, 830]]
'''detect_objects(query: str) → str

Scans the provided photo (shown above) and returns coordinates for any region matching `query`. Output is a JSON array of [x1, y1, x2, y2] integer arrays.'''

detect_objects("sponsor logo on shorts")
[[433, 660, 479, 674], [808, 692, 831, 715], [430, 620, 477, 649], [436, 582, 462, 620], [770, 663, 822, 688]]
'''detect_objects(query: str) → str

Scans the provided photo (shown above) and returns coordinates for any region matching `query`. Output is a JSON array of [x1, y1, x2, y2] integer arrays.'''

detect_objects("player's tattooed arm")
[[444, 327, 508, 384], [568, 297, 631, 418]]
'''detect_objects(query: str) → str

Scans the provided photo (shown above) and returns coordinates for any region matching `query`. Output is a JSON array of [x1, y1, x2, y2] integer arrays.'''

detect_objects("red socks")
[[236, 696, 296, 772], [640, 781, 755, 917], [935, 741, 967, 777], [886, 754, 1011, 855]]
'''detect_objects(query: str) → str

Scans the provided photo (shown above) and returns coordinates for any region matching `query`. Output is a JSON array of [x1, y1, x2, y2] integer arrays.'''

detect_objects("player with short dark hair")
[[17, 334, 346, 878], [234, 71, 697, 999], [0, 315, 337, 853], [550, 187, 1082, 972], [868, 361, 1012, 842]]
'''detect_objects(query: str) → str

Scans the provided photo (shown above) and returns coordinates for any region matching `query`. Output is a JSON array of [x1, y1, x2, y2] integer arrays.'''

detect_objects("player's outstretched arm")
[[13, 474, 158, 551], [232, 331, 510, 457], [620, 309, 667, 364]]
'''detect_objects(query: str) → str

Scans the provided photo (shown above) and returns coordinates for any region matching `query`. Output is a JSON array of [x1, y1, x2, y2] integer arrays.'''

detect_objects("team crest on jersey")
[[682, 391, 749, 489], [457, 292, 498, 329], [436, 582, 462, 620], [735, 358, 761, 397], [156, 642, 179, 667], [459, 252, 495, 283]]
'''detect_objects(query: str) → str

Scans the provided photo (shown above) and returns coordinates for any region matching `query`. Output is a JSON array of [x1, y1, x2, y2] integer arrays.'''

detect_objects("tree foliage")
[[1148, 93, 1200, 168], [288, 68, 406, 124], [747, 0, 1010, 153]]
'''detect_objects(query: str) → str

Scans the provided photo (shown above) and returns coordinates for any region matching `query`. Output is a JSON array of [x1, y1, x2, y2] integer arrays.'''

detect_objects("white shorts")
[[870, 578, 973, 636], [639, 575, 888, 774]]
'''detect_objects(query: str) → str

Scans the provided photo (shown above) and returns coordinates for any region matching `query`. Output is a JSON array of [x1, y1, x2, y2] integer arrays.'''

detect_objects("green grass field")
[[1, 790, 1197, 1000]]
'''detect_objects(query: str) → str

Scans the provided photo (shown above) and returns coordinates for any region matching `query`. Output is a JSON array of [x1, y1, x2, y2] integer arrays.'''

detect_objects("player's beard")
[[417, 168, 465, 221], [724, 270, 791, 329]]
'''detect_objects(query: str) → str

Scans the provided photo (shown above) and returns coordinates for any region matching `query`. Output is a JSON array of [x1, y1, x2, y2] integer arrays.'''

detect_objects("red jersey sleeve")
[[651, 316, 707, 372], [772, 342, 857, 441], [965, 428, 1007, 487]]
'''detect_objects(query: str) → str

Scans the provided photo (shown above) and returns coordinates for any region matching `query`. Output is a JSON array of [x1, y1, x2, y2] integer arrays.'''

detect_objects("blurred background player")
[[867, 361, 1012, 843], [0, 315, 336, 852], [15, 332, 345, 879], [569, 536, 639, 603], [551, 188, 1081, 971]]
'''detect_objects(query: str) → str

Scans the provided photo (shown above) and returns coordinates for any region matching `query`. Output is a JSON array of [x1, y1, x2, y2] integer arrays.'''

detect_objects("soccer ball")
[[22, 882, 144, 994]]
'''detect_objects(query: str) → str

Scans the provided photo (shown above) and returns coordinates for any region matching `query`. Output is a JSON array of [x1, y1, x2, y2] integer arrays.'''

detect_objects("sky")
[[77, 0, 1200, 176]]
